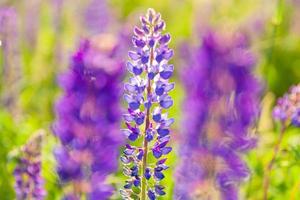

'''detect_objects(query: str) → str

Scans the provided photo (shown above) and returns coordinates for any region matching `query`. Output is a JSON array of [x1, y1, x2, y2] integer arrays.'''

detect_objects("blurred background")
[[0, 0, 299, 199]]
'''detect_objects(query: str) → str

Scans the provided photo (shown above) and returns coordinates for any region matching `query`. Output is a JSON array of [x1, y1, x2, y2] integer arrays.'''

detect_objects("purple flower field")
[[0, 1, 299, 200]]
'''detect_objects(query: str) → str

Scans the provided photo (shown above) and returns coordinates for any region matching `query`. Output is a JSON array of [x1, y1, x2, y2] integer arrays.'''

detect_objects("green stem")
[[263, 125, 286, 200], [141, 91, 150, 200]]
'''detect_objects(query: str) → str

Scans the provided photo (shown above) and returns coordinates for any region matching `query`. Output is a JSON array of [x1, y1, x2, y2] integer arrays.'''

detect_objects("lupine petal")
[[157, 128, 169, 137], [159, 34, 171, 44], [128, 51, 140, 60], [148, 190, 156, 200], [155, 185, 166, 196], [145, 168, 151, 180], [154, 170, 165, 180], [161, 147, 172, 155], [133, 66, 143, 75], [160, 97, 173, 109], [153, 148, 162, 158], [160, 71, 172, 79]]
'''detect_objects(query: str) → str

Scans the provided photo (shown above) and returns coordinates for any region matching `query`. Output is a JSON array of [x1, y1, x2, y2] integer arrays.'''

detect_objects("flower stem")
[[141, 91, 150, 200], [263, 125, 286, 200], [289, 178, 300, 200], [141, 41, 154, 200]]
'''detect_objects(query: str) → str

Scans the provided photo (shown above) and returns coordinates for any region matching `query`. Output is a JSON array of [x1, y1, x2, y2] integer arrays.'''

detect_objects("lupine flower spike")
[[263, 83, 300, 200], [175, 31, 261, 200], [53, 36, 124, 199], [120, 8, 174, 200], [14, 131, 46, 200]]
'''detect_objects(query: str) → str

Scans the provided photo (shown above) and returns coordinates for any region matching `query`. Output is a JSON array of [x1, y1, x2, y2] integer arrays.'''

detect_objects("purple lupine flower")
[[175, 31, 261, 200], [14, 131, 46, 200], [53, 34, 124, 199], [273, 83, 300, 127], [0, 7, 22, 112], [120, 8, 174, 200]]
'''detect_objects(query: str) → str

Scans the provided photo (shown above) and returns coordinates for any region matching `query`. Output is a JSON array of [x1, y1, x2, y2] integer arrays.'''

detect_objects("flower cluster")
[[273, 84, 300, 127], [14, 131, 46, 200], [120, 9, 174, 200], [53, 35, 124, 199], [175, 31, 261, 200]]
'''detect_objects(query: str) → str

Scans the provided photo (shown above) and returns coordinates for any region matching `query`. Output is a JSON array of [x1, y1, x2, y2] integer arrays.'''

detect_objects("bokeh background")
[[0, 0, 300, 199]]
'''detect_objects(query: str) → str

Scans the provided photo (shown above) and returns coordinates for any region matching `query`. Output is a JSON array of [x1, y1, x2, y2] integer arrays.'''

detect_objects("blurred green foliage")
[[0, 0, 299, 199]]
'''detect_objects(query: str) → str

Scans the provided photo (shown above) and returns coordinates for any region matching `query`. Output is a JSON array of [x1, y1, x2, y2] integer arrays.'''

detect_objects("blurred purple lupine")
[[0, 7, 22, 113], [53, 34, 124, 199], [84, 0, 111, 35], [175, 31, 261, 200], [14, 131, 46, 200], [23, 0, 42, 49], [120, 8, 174, 200], [273, 83, 300, 127]]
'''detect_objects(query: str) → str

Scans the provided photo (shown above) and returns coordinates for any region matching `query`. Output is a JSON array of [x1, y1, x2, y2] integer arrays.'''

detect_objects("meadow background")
[[0, 0, 300, 199]]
